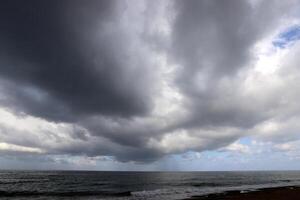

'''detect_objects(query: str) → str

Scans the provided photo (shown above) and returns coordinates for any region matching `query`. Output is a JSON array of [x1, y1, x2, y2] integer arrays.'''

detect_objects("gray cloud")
[[0, 0, 153, 122], [168, 0, 298, 129]]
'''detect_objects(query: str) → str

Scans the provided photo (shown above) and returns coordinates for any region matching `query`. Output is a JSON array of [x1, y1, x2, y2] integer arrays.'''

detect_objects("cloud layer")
[[0, 0, 300, 164]]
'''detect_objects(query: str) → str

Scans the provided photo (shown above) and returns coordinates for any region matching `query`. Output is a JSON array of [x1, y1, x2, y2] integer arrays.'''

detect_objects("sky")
[[0, 0, 300, 171]]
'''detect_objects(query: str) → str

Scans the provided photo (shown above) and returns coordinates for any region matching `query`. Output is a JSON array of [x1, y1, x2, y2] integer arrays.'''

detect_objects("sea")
[[0, 170, 300, 200]]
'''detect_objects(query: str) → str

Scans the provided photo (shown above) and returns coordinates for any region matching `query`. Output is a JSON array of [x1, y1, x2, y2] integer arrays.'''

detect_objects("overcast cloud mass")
[[1, 0, 300, 170]]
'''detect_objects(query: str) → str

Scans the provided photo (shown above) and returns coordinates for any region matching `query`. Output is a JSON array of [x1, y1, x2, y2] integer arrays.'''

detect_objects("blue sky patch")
[[273, 26, 300, 48]]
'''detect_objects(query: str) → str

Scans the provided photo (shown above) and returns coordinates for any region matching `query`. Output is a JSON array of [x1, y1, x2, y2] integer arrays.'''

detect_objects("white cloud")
[[221, 142, 250, 154], [0, 142, 43, 153]]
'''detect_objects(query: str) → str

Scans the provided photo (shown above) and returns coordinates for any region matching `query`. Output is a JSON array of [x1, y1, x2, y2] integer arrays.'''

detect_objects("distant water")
[[1, 171, 300, 200]]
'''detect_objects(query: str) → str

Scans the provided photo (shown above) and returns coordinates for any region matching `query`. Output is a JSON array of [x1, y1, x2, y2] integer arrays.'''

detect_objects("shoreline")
[[185, 186, 300, 200]]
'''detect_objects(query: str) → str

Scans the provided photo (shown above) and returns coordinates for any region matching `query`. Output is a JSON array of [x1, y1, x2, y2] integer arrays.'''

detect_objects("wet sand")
[[187, 186, 300, 200]]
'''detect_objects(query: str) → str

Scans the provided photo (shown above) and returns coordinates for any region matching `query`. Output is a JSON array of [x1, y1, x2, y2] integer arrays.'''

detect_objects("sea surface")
[[0, 171, 300, 200]]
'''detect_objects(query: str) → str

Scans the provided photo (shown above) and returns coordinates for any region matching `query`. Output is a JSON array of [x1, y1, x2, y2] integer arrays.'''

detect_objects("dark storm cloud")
[[0, 0, 161, 163], [0, 0, 152, 122]]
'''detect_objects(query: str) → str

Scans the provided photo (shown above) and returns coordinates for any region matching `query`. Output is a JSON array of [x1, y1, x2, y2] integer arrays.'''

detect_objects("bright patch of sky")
[[273, 25, 300, 48]]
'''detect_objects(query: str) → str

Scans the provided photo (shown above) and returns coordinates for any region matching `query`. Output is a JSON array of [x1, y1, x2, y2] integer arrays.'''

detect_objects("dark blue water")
[[0, 171, 300, 199]]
